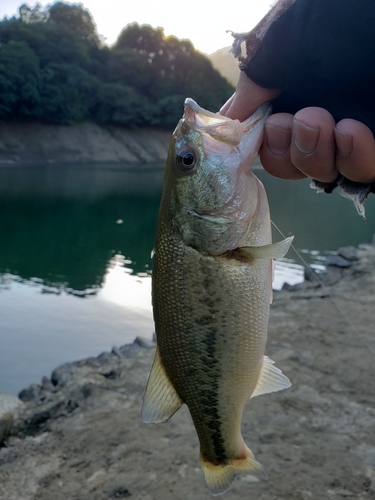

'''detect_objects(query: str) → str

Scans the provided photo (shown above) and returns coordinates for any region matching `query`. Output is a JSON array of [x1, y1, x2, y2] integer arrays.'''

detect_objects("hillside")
[[208, 46, 240, 86]]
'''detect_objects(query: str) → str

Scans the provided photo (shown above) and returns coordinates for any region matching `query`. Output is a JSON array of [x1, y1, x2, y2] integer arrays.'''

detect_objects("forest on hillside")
[[0, 2, 234, 129]]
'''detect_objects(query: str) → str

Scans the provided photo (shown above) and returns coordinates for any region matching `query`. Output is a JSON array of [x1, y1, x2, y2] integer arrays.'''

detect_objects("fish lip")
[[185, 207, 233, 224], [185, 207, 247, 225]]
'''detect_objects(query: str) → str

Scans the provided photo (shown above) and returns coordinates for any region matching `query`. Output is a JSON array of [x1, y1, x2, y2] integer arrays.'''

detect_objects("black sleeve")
[[245, 0, 375, 134]]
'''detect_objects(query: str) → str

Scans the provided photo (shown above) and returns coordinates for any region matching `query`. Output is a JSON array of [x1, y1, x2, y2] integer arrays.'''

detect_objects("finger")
[[260, 113, 307, 179], [221, 73, 280, 121], [219, 93, 235, 115], [335, 119, 375, 183], [291, 107, 338, 183]]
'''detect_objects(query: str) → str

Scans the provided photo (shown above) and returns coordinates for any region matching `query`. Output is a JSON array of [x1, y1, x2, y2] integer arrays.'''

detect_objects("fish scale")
[[142, 98, 293, 495], [154, 237, 268, 456]]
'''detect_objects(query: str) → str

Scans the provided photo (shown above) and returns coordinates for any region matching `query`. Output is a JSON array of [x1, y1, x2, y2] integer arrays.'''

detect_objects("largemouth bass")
[[142, 98, 293, 495]]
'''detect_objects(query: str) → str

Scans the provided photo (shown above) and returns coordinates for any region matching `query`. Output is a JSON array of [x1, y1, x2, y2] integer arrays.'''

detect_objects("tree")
[[92, 83, 152, 127], [48, 2, 100, 46], [0, 7, 234, 127], [39, 63, 98, 123], [19, 3, 48, 23], [0, 41, 40, 118]]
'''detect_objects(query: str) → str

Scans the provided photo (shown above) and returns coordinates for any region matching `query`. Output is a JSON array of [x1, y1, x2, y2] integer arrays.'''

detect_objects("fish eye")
[[176, 148, 197, 172]]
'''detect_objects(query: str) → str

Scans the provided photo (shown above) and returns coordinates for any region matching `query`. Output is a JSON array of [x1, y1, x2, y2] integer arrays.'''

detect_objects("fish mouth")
[[187, 208, 234, 225], [185, 207, 250, 226], [184, 98, 271, 147]]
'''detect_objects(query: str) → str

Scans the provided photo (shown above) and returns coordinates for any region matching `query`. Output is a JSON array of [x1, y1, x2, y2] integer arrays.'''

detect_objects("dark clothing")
[[245, 0, 375, 134]]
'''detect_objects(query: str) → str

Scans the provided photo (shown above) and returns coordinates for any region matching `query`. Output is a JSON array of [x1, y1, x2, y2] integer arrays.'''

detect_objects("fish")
[[141, 98, 293, 496]]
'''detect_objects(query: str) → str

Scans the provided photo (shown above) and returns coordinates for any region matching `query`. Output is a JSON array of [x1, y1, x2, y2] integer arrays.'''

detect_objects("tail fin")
[[200, 447, 267, 496]]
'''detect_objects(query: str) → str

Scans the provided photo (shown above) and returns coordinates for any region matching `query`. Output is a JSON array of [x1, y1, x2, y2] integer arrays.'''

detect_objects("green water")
[[0, 165, 164, 293], [0, 163, 374, 394]]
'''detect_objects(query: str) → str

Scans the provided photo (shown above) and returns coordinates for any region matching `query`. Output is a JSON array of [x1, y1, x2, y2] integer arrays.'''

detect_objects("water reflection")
[[0, 163, 374, 395], [100, 254, 152, 310], [0, 166, 163, 293]]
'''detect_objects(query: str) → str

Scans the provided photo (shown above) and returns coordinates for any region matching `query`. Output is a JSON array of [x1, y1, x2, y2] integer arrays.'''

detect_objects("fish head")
[[161, 98, 271, 255]]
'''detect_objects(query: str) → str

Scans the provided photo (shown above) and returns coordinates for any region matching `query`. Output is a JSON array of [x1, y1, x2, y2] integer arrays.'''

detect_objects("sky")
[[0, 0, 273, 54]]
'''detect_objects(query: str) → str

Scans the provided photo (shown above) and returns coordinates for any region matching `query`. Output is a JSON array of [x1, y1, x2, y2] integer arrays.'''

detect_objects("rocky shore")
[[0, 122, 171, 165], [1, 240, 374, 500]]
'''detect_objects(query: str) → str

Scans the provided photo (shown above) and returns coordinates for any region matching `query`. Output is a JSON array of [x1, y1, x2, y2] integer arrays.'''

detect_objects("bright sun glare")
[[1, 0, 272, 54], [100, 254, 152, 313]]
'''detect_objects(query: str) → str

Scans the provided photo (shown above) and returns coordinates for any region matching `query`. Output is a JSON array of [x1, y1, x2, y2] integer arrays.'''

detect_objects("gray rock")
[[19, 383, 41, 402], [281, 282, 297, 291], [0, 393, 24, 444], [304, 266, 322, 282], [0, 393, 24, 413], [134, 336, 154, 348], [41, 376, 55, 392], [326, 255, 354, 268], [0, 412, 13, 444], [51, 363, 73, 386], [119, 343, 142, 357], [337, 245, 359, 261], [96, 351, 115, 364], [111, 345, 123, 358]]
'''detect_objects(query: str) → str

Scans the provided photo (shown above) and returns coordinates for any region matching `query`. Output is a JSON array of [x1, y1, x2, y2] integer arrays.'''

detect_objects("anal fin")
[[141, 347, 182, 423], [251, 355, 291, 399]]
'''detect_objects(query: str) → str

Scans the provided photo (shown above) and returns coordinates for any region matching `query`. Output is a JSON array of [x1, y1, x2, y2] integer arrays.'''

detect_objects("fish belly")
[[152, 234, 270, 464]]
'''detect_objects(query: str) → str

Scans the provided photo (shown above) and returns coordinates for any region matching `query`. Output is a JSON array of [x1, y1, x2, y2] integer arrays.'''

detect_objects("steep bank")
[[0, 122, 172, 165], [0, 241, 374, 499]]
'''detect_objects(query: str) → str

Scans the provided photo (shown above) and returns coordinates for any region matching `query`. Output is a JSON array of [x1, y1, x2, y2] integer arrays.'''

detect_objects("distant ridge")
[[208, 47, 240, 87]]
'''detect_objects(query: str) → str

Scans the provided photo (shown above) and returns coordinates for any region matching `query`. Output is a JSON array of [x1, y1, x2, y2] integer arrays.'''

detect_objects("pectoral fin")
[[141, 347, 183, 423], [239, 236, 294, 261], [251, 356, 291, 399]]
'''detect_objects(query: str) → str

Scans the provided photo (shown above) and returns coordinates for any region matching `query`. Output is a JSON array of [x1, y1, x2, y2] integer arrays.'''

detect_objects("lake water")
[[1, 163, 374, 395]]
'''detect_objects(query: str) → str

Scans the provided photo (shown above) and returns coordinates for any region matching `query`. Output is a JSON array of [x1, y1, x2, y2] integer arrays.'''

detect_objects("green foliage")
[[92, 83, 151, 127], [0, 40, 40, 118], [0, 2, 234, 128], [48, 2, 100, 46], [38, 63, 98, 123]]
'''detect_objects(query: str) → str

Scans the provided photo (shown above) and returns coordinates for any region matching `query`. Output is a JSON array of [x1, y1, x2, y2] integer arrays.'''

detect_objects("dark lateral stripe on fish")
[[190, 259, 228, 463]]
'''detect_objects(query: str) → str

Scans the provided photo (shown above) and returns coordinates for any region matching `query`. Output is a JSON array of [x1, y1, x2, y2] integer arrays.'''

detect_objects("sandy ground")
[[0, 242, 374, 500]]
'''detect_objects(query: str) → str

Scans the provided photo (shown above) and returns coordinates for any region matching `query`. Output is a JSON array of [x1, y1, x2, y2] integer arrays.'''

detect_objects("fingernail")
[[334, 128, 352, 157], [294, 119, 320, 154], [265, 123, 291, 155]]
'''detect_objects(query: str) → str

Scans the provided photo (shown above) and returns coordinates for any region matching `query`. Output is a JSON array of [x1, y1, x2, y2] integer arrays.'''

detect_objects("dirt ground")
[[1, 242, 374, 500]]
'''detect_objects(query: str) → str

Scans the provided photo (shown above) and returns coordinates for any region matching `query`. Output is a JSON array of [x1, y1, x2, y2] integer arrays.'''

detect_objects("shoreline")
[[0, 122, 172, 165], [1, 239, 374, 499]]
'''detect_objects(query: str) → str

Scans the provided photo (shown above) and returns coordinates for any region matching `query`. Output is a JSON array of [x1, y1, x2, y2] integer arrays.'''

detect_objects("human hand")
[[221, 73, 375, 185]]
